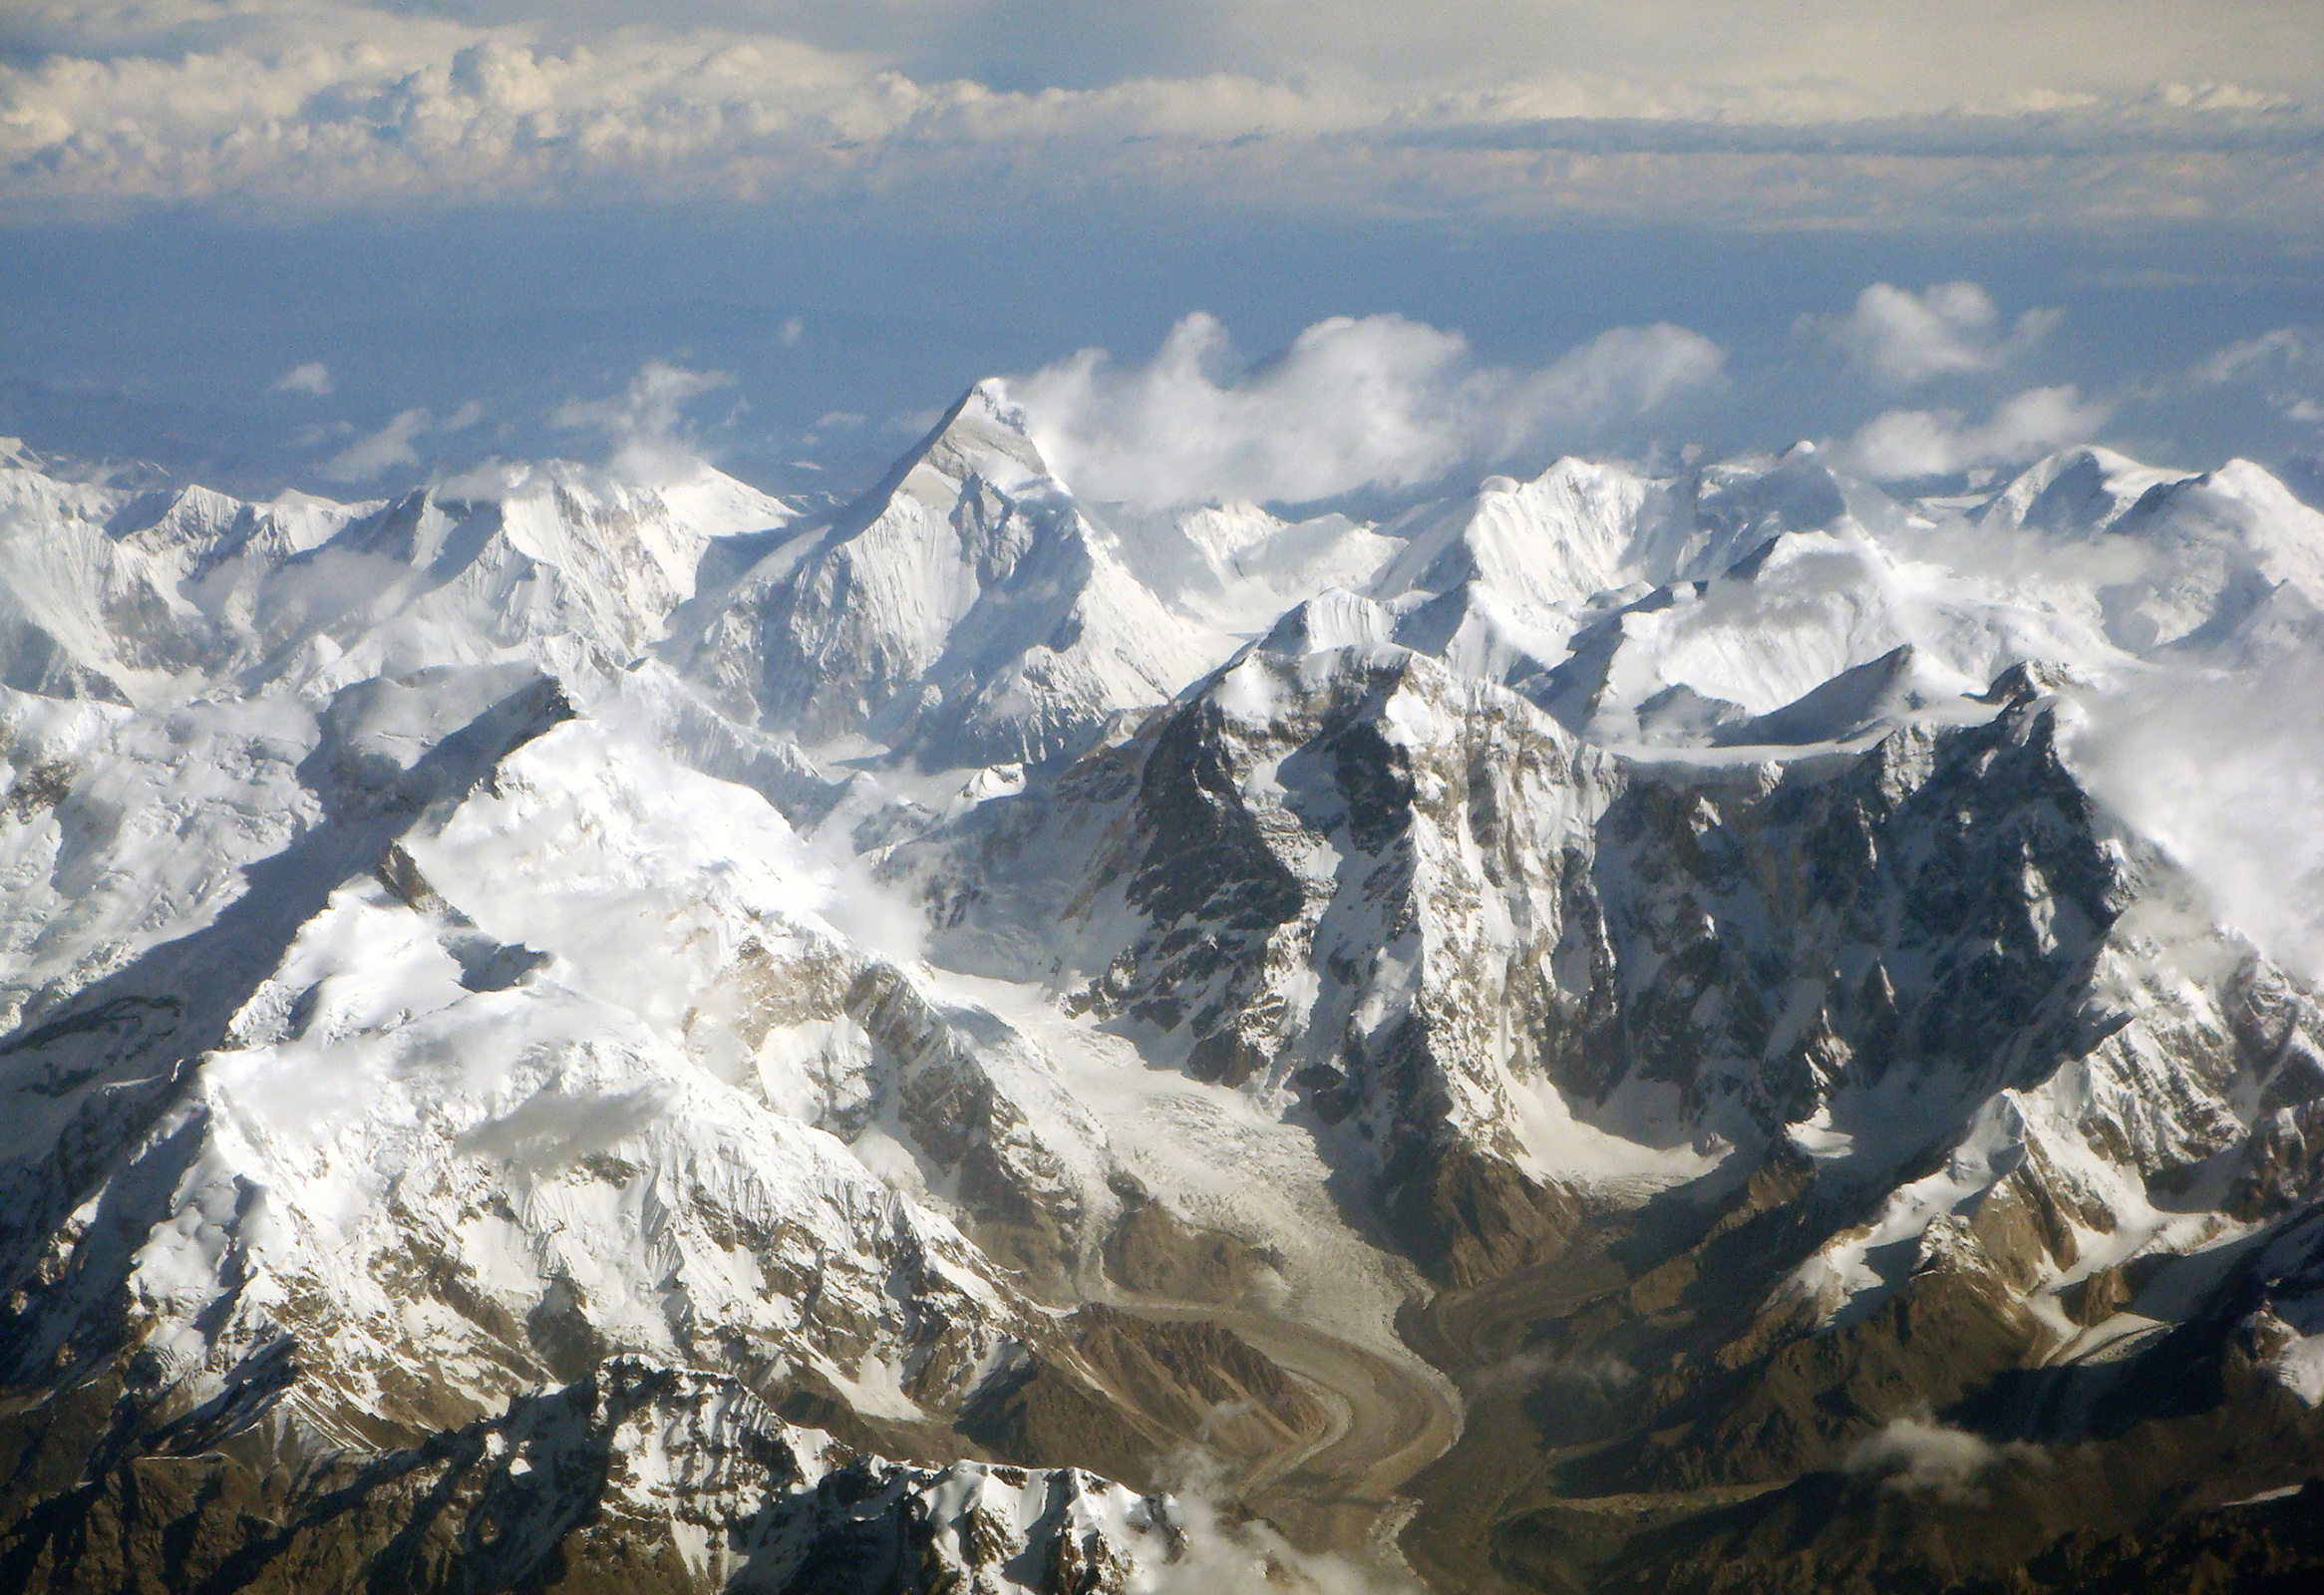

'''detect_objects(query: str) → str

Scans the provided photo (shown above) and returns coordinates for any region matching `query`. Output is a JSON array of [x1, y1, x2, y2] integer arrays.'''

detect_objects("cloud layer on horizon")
[[2, 2, 2319, 230]]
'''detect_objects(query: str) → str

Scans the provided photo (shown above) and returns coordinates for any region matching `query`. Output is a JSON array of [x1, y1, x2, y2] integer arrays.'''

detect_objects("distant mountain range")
[[2, 388, 2322, 1594]]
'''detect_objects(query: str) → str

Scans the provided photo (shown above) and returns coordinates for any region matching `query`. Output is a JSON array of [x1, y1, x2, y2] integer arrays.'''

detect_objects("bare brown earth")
[[13, 1173, 2324, 1595], [1068, 1143, 2324, 1595], [958, 1303, 1334, 1490], [1377, 1187, 2324, 1595], [1109, 1299, 1462, 1574]]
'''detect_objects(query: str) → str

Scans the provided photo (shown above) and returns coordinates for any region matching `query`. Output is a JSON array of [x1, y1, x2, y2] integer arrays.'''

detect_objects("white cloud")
[[273, 361, 333, 395], [1814, 282, 2059, 386], [1843, 1416, 2036, 1503], [315, 397, 483, 479], [1010, 311, 1723, 507], [551, 358, 732, 482], [884, 406, 946, 436], [2069, 658, 2324, 984], [2194, 326, 2309, 387], [0, 11, 2318, 232], [320, 407, 431, 480], [19, 2, 2316, 120], [1529, 323, 1731, 426], [1837, 384, 2112, 478], [1126, 1442, 1418, 1595], [779, 317, 805, 348], [2191, 327, 2324, 424], [1463, 1348, 1637, 1399]]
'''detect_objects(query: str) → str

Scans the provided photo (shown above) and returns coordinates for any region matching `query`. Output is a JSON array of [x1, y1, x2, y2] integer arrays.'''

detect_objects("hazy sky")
[[4, 1, 2322, 500]]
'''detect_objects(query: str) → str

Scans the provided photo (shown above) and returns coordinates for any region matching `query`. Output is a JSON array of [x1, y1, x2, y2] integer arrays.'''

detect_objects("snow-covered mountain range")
[[2, 386, 2323, 1594]]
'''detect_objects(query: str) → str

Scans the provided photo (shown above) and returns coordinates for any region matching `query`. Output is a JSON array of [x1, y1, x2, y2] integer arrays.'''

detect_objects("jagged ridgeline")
[[1, 392, 2322, 1594]]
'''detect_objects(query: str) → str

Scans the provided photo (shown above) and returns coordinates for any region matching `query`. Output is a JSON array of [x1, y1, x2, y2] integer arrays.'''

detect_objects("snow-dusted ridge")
[[3, 399, 2324, 1591]]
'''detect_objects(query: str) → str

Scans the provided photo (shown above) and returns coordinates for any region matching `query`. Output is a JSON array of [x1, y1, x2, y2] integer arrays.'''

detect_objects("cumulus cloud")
[[1010, 311, 1723, 508], [458, 1081, 678, 1170], [0, 27, 1351, 212], [273, 361, 333, 395], [1813, 281, 2059, 386], [1134, 1442, 1417, 1595], [1464, 1348, 1637, 1400], [801, 410, 864, 448], [551, 358, 733, 482], [1836, 384, 2112, 478], [17, 2, 2316, 126], [1844, 1415, 2038, 1503]]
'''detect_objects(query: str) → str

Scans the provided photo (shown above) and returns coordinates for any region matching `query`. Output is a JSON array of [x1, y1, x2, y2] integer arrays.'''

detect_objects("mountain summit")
[[676, 383, 1211, 765]]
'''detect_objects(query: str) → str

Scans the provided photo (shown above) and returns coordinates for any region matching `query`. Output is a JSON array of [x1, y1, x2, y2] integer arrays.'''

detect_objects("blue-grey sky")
[[4, 1, 2322, 502]]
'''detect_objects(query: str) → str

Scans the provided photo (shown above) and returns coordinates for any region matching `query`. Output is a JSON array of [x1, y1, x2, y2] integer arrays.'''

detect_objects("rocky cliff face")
[[894, 632, 2324, 1314], [891, 630, 1625, 1287]]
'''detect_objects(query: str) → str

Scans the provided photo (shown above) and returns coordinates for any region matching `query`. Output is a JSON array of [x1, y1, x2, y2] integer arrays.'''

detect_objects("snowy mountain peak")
[[7, 401, 2324, 1592], [1254, 587, 1403, 659], [821, 380, 1069, 592], [1374, 455, 1656, 614], [1686, 444, 1854, 546], [913, 378, 1050, 493], [1709, 641, 1990, 748], [674, 382, 1212, 766], [1981, 444, 2193, 534]]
